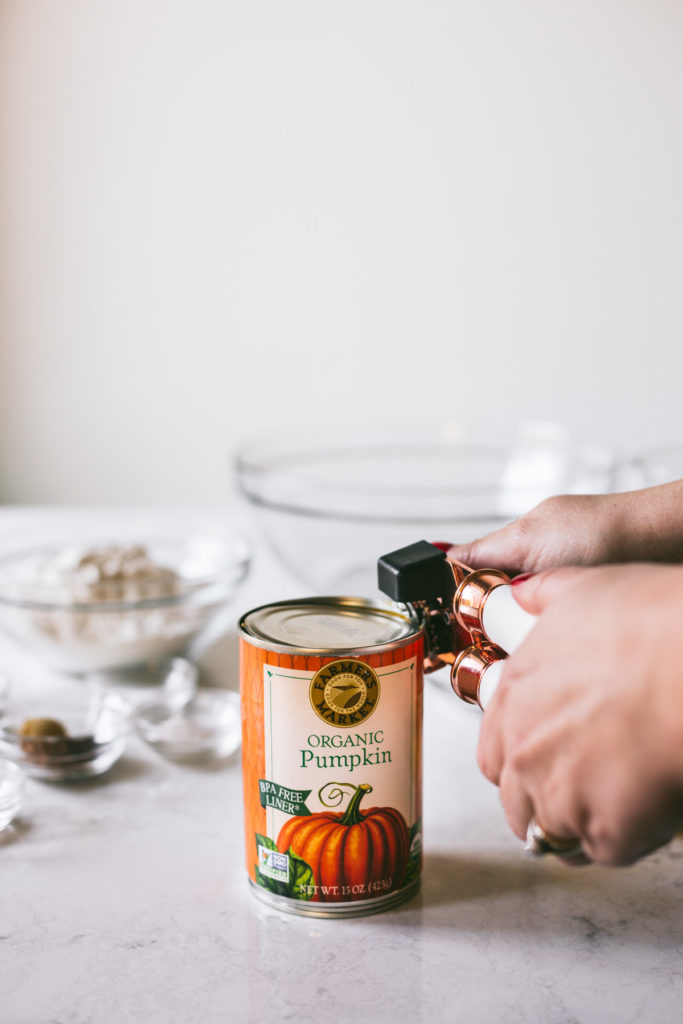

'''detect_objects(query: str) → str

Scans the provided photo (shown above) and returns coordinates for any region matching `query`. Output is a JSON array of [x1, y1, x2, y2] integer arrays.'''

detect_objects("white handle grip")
[[478, 660, 505, 711], [481, 585, 536, 655]]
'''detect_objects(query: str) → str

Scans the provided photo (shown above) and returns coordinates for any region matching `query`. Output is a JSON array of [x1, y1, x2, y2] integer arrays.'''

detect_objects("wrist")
[[613, 482, 683, 563]]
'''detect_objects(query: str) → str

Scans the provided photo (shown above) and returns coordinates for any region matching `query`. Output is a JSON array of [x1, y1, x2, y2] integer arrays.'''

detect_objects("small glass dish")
[[0, 760, 24, 830], [135, 686, 241, 762], [0, 689, 130, 782]]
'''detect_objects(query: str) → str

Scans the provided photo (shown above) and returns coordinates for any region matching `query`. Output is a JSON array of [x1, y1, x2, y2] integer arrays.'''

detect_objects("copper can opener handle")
[[377, 541, 536, 709]]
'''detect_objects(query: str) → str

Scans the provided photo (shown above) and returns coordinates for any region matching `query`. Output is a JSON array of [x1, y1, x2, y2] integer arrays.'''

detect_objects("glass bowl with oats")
[[0, 531, 250, 676]]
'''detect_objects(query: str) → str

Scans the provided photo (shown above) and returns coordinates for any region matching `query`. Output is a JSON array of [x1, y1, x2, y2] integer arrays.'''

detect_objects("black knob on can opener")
[[377, 540, 457, 605], [377, 540, 478, 674]]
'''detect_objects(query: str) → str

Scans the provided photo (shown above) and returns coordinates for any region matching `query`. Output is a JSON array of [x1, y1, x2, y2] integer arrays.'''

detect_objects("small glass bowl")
[[135, 689, 241, 762], [0, 690, 130, 781], [0, 760, 24, 830]]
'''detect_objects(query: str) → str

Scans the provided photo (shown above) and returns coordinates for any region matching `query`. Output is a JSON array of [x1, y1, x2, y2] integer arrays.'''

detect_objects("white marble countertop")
[[1, 508, 682, 1024]]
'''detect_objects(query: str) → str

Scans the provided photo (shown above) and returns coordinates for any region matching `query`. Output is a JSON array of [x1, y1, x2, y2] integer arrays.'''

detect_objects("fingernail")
[[511, 572, 535, 586], [431, 541, 453, 554]]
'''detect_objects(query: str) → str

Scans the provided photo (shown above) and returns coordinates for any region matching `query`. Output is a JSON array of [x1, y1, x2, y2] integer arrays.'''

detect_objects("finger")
[[582, 810, 676, 867], [476, 651, 524, 784], [530, 788, 591, 865], [499, 764, 534, 841], [476, 693, 507, 784], [510, 566, 588, 616], [446, 522, 530, 574]]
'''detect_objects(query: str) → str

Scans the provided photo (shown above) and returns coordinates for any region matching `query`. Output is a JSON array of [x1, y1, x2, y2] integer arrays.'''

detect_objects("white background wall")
[[1, 0, 682, 505]]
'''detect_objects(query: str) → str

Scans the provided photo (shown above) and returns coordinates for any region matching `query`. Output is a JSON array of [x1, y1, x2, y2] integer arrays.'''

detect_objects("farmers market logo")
[[309, 659, 380, 727]]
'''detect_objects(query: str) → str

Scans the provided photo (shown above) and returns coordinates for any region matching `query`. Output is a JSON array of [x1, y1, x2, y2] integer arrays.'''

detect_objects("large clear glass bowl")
[[235, 422, 617, 594], [0, 532, 250, 674]]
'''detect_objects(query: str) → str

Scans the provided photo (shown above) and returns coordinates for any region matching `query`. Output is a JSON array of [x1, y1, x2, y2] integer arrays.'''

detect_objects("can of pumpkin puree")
[[239, 597, 423, 917]]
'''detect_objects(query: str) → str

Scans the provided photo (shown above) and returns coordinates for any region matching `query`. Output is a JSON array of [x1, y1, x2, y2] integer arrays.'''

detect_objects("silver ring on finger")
[[524, 817, 583, 859]]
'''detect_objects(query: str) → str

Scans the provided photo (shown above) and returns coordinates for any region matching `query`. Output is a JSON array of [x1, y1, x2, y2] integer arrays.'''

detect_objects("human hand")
[[477, 564, 683, 866], [446, 481, 683, 577]]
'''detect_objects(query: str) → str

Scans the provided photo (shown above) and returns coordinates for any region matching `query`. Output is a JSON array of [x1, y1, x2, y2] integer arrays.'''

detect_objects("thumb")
[[512, 566, 587, 615], [447, 521, 529, 574]]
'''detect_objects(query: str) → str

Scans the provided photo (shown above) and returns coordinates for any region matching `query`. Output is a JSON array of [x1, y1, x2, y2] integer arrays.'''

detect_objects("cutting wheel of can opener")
[[377, 541, 537, 710]]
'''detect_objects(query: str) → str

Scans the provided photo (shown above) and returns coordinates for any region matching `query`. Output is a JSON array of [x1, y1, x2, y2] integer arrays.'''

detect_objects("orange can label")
[[240, 633, 423, 914]]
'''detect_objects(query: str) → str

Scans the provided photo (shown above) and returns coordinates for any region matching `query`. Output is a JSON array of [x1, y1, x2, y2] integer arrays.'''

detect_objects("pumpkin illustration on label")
[[276, 782, 410, 902]]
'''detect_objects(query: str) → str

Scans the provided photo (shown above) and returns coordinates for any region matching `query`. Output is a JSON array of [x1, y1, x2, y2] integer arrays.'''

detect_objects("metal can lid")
[[240, 596, 421, 655]]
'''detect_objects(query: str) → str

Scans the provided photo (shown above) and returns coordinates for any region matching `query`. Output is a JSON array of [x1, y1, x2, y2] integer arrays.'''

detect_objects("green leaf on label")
[[254, 833, 289, 897], [402, 817, 423, 888], [255, 865, 289, 898], [253, 832, 315, 901], [402, 854, 421, 888], [288, 850, 315, 901], [255, 833, 278, 854]]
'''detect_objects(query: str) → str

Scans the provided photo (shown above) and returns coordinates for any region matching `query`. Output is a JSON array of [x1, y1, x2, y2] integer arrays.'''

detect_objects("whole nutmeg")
[[20, 717, 69, 761], [20, 717, 68, 739]]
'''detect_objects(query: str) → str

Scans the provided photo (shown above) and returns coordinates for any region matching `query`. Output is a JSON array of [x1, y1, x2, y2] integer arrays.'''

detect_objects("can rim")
[[247, 875, 420, 918], [239, 596, 422, 655]]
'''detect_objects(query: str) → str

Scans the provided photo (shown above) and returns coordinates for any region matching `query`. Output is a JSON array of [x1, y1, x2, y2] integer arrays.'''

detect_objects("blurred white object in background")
[[235, 421, 617, 595], [499, 421, 613, 517], [624, 447, 683, 489], [0, 760, 24, 830]]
